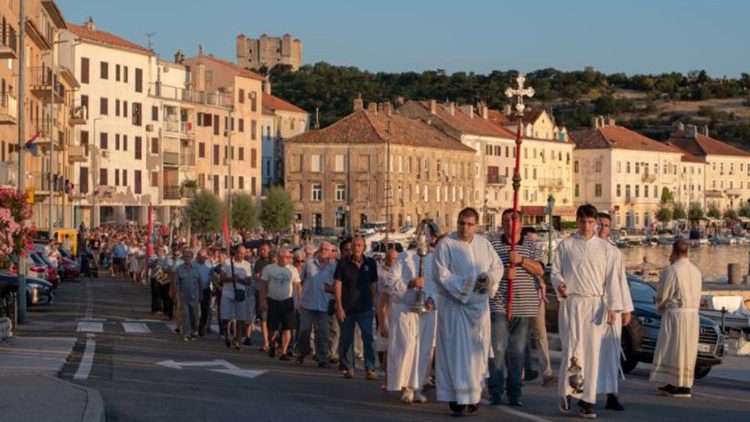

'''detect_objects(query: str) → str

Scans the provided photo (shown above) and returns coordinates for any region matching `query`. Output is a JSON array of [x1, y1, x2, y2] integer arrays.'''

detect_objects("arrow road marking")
[[212, 369, 267, 379], [155, 359, 266, 379]]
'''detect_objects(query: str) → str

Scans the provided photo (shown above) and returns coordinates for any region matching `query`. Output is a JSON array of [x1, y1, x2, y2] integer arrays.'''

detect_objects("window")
[[251, 177, 257, 196], [135, 136, 142, 160], [100, 132, 108, 149], [239, 118, 244, 132], [238, 89, 245, 103], [213, 175, 219, 194], [135, 68, 143, 92], [115, 99, 120, 116], [595, 184, 602, 197], [151, 137, 159, 154], [616, 184, 621, 197], [99, 169, 107, 185], [311, 184, 322, 201], [115, 64, 121, 81], [251, 148, 257, 168], [79, 167, 89, 193], [100, 61, 109, 80], [151, 172, 159, 187], [122, 169, 127, 186], [335, 184, 346, 201], [251, 94, 257, 112], [80, 95, 89, 118], [213, 145, 220, 165], [100, 97, 108, 115], [132, 103, 142, 126], [123, 135, 128, 151], [115, 170, 119, 186], [239, 176, 244, 190], [80, 130, 89, 147], [124, 66, 128, 83], [115, 134, 120, 150], [251, 120, 257, 140], [134, 170, 142, 194], [213, 115, 220, 136], [239, 147, 244, 161], [644, 185, 649, 198], [635, 185, 640, 197], [574, 161, 579, 173], [595, 160, 602, 173], [311, 154, 321, 172], [635, 162, 640, 174], [575, 184, 579, 197], [335, 154, 346, 172], [199, 142, 206, 158], [123, 101, 128, 117], [152, 106, 158, 121], [80, 57, 89, 84], [626, 162, 631, 173]]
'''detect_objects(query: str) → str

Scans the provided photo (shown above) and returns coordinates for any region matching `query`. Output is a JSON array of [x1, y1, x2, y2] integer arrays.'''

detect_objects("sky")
[[56, 0, 750, 77]]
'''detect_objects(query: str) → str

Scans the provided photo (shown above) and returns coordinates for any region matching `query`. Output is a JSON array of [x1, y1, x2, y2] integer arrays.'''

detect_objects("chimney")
[[459, 104, 474, 119], [367, 102, 377, 113], [84, 17, 95, 31], [503, 104, 512, 116], [592, 115, 601, 129], [314, 108, 320, 130], [604, 116, 616, 127], [429, 99, 437, 115], [194, 63, 206, 92], [395, 96, 405, 105], [447, 102, 455, 116], [198, 44, 205, 56], [353, 94, 364, 111], [262, 77, 272, 95], [676, 121, 685, 132], [381, 102, 392, 116], [685, 124, 697, 139], [702, 125, 709, 137], [174, 49, 185, 64]]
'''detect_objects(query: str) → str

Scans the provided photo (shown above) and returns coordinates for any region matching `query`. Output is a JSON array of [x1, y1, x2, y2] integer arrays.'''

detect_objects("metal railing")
[[486, 174, 507, 185], [150, 83, 233, 108], [642, 173, 656, 183], [0, 22, 17, 56], [163, 151, 179, 166], [164, 119, 195, 135], [180, 153, 195, 166], [0, 161, 17, 186], [28, 66, 65, 99], [0, 93, 18, 122], [164, 186, 180, 200], [539, 177, 564, 189]]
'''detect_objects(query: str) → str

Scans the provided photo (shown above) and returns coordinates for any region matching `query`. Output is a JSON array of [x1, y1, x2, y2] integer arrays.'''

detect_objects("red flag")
[[146, 202, 154, 257], [222, 209, 231, 247]]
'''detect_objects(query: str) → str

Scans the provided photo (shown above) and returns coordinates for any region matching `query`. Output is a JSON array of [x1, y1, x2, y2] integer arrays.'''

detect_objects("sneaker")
[[279, 354, 291, 361], [658, 384, 676, 395], [542, 374, 558, 387], [295, 356, 305, 366], [507, 398, 522, 407], [413, 391, 428, 403], [578, 401, 596, 419], [605, 394, 625, 411], [365, 370, 378, 380], [523, 369, 540, 382], [400, 390, 414, 404], [342, 369, 353, 379], [559, 395, 572, 414], [669, 387, 691, 398], [189, 334, 197, 341], [317, 362, 331, 369], [490, 396, 503, 406], [182, 336, 189, 342], [243, 337, 252, 346], [329, 357, 339, 364]]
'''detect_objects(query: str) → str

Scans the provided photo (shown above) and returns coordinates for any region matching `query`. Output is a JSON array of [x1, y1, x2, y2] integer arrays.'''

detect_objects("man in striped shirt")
[[487, 209, 544, 407]]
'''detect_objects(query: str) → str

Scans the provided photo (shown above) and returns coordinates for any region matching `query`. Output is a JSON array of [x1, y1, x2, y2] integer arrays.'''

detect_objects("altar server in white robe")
[[377, 248, 421, 404], [596, 212, 634, 411], [650, 240, 702, 398], [433, 208, 502, 416], [552, 204, 623, 419], [402, 226, 440, 401]]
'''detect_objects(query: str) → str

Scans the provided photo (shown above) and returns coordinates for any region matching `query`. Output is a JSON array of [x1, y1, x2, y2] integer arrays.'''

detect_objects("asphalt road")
[[21, 275, 750, 421]]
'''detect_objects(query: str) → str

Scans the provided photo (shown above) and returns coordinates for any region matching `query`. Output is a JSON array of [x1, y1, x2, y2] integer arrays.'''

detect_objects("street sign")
[[155, 359, 267, 379]]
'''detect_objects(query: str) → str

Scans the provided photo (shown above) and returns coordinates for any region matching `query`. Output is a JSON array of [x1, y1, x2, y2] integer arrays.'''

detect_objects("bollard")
[[728, 263, 742, 285]]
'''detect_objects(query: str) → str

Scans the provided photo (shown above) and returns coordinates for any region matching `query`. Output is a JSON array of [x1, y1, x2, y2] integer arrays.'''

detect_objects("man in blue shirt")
[[195, 248, 215, 336]]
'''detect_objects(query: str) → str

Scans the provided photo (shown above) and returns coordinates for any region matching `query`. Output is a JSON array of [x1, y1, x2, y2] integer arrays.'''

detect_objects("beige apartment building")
[[571, 117, 686, 229], [236, 33, 302, 71], [667, 124, 750, 212], [285, 103, 477, 234]]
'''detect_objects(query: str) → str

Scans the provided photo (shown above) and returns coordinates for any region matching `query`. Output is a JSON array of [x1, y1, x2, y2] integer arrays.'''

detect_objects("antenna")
[[146, 32, 157, 50]]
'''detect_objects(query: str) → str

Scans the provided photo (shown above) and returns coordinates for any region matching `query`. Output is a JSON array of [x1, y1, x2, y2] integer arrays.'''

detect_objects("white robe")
[[597, 243, 634, 394], [403, 250, 438, 386], [433, 233, 503, 405], [551, 234, 623, 404], [650, 258, 702, 388], [380, 260, 421, 392]]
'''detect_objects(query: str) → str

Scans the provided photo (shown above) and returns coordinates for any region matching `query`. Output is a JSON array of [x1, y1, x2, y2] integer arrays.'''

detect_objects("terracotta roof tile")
[[401, 101, 516, 139], [196, 55, 265, 81], [67, 23, 153, 55], [570, 126, 678, 153], [286, 110, 475, 152], [666, 130, 750, 158], [663, 141, 706, 163], [486, 109, 512, 126], [262, 93, 307, 114]]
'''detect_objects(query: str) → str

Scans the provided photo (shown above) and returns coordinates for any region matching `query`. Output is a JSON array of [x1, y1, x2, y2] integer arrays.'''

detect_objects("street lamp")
[[546, 194, 555, 265]]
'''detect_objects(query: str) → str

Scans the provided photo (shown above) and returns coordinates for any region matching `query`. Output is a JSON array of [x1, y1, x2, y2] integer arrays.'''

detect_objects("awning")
[[737, 217, 750, 223], [521, 206, 576, 217]]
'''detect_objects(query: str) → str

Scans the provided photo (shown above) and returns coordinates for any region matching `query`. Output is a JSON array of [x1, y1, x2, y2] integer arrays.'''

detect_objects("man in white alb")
[[552, 204, 623, 419], [433, 208, 502, 416]]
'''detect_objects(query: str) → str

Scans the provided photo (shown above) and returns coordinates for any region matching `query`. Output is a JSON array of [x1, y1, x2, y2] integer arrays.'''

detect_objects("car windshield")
[[629, 280, 656, 303], [30, 253, 49, 266]]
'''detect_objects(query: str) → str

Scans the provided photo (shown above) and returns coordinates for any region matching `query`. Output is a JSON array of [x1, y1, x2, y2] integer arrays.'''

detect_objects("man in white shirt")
[[259, 247, 302, 360], [221, 246, 253, 349]]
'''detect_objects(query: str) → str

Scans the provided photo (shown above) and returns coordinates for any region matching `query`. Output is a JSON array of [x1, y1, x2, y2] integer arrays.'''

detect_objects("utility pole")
[[227, 107, 233, 241], [17, 0, 27, 323], [48, 37, 57, 235], [91, 117, 103, 227]]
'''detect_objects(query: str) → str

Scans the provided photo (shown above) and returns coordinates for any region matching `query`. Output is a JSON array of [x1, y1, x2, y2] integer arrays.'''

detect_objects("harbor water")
[[621, 244, 750, 282]]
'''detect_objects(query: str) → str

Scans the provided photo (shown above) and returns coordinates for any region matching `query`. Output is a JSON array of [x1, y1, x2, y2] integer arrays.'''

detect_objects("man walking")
[[259, 248, 301, 360], [334, 236, 378, 380], [195, 249, 215, 336], [221, 246, 253, 349], [254, 242, 273, 351], [433, 207, 502, 416], [650, 240, 702, 398], [296, 242, 337, 367], [174, 249, 202, 341], [487, 210, 544, 407], [552, 204, 624, 419]]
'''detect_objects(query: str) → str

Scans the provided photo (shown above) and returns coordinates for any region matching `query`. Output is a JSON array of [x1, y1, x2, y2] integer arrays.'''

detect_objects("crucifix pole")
[[504, 75, 534, 321]]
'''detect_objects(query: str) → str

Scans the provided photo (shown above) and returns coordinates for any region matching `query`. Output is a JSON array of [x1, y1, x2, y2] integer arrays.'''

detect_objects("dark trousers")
[[159, 283, 173, 319], [339, 310, 376, 371], [199, 288, 212, 335], [150, 278, 162, 313]]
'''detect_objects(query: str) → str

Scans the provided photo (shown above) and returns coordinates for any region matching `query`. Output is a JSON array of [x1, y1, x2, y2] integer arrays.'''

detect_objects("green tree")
[[707, 203, 721, 219], [688, 202, 704, 222], [655, 205, 673, 224], [723, 208, 738, 220], [260, 186, 294, 232], [230, 193, 259, 232], [739, 205, 750, 218], [660, 187, 674, 204], [672, 202, 687, 220], [186, 190, 223, 234]]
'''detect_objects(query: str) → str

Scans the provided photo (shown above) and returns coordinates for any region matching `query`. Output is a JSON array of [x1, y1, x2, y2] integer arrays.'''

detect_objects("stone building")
[[236, 33, 302, 72], [285, 102, 477, 235]]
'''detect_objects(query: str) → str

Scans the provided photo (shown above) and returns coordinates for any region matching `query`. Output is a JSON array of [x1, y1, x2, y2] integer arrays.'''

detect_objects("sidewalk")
[[0, 336, 104, 422]]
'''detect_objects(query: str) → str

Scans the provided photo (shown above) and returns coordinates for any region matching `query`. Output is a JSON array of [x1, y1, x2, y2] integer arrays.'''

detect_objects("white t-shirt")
[[262, 264, 301, 301], [221, 259, 253, 300]]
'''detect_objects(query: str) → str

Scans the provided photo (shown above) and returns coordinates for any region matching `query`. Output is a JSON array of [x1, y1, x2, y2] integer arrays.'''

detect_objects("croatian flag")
[[25, 132, 41, 155]]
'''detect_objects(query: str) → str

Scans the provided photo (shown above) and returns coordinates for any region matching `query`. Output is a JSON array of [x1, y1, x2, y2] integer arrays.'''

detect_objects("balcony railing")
[[68, 145, 88, 163], [539, 177, 564, 190], [0, 22, 18, 59], [28, 67, 64, 103], [642, 173, 656, 183], [180, 153, 195, 167], [0, 161, 17, 186], [150, 83, 233, 108], [486, 174, 507, 185], [69, 105, 87, 125], [725, 188, 743, 197], [0, 93, 18, 125], [164, 186, 180, 200], [163, 151, 179, 166], [164, 119, 195, 136], [704, 189, 723, 198]]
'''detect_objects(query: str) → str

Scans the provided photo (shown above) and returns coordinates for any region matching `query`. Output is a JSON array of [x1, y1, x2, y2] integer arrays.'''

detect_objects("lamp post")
[[546, 194, 555, 265]]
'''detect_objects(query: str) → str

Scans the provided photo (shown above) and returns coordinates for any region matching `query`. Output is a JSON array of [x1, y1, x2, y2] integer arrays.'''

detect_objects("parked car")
[[34, 244, 80, 281], [29, 252, 60, 289], [9, 254, 51, 285], [543, 271, 724, 379], [0, 271, 53, 314]]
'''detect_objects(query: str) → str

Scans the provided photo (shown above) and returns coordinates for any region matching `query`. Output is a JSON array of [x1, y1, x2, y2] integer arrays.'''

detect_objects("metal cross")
[[504, 75, 535, 115]]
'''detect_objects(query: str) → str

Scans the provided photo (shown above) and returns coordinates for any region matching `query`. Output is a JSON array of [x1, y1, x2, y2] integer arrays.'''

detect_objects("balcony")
[[163, 151, 179, 166], [539, 177, 564, 190], [725, 188, 743, 197], [69, 105, 87, 125], [642, 173, 656, 183], [486, 174, 507, 186], [0, 22, 18, 59], [0, 93, 18, 125], [150, 83, 232, 108], [29, 171, 53, 195], [0, 161, 18, 186], [705, 189, 723, 198], [28, 67, 64, 103], [180, 153, 195, 167], [164, 119, 195, 137], [68, 145, 88, 163], [164, 186, 180, 200]]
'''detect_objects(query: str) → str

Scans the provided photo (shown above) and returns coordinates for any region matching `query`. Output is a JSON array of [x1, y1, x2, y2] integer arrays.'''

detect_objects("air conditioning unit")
[[145, 124, 154, 132]]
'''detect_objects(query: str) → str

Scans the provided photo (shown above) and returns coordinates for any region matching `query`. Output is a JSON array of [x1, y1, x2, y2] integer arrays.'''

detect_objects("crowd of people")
[[68, 204, 702, 419]]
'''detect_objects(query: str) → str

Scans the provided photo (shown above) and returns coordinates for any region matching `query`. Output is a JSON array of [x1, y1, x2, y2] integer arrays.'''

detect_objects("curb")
[[45, 375, 106, 422]]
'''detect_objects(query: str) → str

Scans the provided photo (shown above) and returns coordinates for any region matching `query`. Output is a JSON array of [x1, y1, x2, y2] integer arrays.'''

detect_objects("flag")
[[146, 202, 154, 258], [222, 209, 231, 247], [25, 132, 41, 155]]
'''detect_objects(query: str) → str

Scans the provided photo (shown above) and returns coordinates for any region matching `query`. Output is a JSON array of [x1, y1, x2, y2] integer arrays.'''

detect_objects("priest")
[[551, 204, 623, 419], [433, 208, 502, 416]]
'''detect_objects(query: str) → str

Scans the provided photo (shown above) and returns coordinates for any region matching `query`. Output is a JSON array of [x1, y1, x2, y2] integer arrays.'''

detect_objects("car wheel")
[[620, 330, 639, 374], [694, 365, 711, 379]]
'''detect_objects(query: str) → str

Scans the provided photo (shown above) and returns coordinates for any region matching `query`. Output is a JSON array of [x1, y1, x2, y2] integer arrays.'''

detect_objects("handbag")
[[231, 259, 246, 302]]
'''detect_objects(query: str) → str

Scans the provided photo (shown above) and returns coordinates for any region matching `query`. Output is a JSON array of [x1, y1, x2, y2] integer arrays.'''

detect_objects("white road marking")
[[480, 399, 552, 422], [77, 321, 103, 333], [166, 323, 177, 332], [212, 368, 267, 379], [122, 322, 151, 333], [156, 359, 266, 379], [73, 333, 96, 380]]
